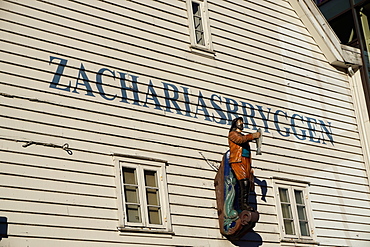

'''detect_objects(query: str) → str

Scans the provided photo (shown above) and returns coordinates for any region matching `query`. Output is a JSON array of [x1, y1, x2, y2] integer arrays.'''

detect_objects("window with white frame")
[[114, 155, 171, 232], [186, 0, 214, 53], [274, 178, 317, 244]]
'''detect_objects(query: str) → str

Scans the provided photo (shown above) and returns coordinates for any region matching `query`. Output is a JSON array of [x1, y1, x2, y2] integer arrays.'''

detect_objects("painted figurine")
[[228, 117, 261, 211], [214, 117, 261, 239]]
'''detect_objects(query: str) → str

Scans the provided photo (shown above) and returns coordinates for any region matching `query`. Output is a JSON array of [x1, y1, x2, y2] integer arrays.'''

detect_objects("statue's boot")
[[239, 179, 254, 211]]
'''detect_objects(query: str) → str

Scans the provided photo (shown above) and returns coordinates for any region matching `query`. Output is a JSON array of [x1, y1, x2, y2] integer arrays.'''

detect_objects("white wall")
[[1, 0, 369, 246]]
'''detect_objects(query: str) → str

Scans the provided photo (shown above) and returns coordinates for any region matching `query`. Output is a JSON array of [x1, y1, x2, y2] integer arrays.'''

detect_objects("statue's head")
[[230, 117, 244, 132]]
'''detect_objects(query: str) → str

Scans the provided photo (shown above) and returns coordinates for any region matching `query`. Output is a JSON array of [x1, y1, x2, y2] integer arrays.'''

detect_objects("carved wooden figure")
[[214, 117, 261, 240]]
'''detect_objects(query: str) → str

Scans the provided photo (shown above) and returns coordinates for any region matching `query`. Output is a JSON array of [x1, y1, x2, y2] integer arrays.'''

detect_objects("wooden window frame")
[[186, 0, 214, 56], [273, 178, 318, 245], [114, 154, 172, 233]]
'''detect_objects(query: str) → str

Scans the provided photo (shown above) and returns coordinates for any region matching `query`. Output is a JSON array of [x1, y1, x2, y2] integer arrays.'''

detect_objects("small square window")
[[273, 178, 318, 244], [114, 155, 171, 233]]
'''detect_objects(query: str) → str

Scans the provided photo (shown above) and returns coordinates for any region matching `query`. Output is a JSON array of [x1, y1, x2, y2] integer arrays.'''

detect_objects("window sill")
[[272, 176, 310, 185], [281, 238, 319, 245], [189, 45, 216, 58], [117, 226, 175, 235]]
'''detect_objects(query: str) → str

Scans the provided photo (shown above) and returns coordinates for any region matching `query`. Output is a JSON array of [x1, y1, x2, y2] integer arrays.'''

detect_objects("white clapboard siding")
[[313, 210, 370, 225], [0, 110, 363, 177], [3, 224, 181, 247], [0, 64, 357, 135], [315, 219, 370, 234], [212, 31, 349, 88], [0, 69, 360, 148], [0, 143, 115, 175], [0, 199, 118, 220], [0, 47, 352, 112], [0, 186, 116, 209], [0, 238, 179, 247], [210, 2, 316, 46], [0, 52, 356, 136], [0, 39, 356, 127], [0, 87, 359, 158], [0, 171, 116, 198], [219, 0, 303, 26], [316, 228, 370, 245], [253, 0, 297, 17], [0, 27, 346, 108], [1, 0, 370, 246], [0, 210, 118, 232], [311, 201, 370, 219], [0, 4, 352, 98]]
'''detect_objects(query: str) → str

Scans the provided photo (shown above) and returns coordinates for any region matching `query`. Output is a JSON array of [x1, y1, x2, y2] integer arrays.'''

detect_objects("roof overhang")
[[288, 0, 362, 71]]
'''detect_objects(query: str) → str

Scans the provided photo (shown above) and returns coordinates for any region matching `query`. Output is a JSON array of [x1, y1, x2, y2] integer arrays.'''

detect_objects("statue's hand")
[[252, 132, 261, 139]]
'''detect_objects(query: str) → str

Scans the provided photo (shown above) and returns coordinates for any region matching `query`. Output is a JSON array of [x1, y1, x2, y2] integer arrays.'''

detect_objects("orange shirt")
[[228, 131, 256, 180]]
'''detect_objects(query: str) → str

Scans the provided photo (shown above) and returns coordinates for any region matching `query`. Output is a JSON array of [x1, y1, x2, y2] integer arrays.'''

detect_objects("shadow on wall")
[[230, 176, 267, 246], [249, 177, 268, 211], [231, 230, 263, 247], [0, 217, 8, 240]]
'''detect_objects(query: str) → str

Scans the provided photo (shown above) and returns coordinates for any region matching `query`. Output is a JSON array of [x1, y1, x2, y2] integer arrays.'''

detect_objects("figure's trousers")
[[230, 156, 254, 191]]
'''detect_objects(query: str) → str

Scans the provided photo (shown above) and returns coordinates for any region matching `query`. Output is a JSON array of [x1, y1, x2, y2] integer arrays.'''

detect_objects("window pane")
[[300, 221, 310, 236], [279, 188, 289, 203], [146, 188, 160, 206], [279, 187, 296, 235], [126, 204, 141, 223], [192, 2, 201, 16], [124, 185, 139, 203], [145, 170, 157, 187], [294, 190, 304, 205], [148, 206, 162, 224], [277, 185, 313, 238], [192, 1, 205, 46], [297, 205, 307, 221], [123, 167, 137, 185], [284, 219, 295, 235], [195, 31, 205, 45], [281, 204, 292, 219], [194, 16, 202, 28]]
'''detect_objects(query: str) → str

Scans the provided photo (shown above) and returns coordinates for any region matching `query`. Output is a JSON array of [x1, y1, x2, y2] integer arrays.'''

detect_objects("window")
[[278, 188, 310, 236], [186, 0, 214, 54], [192, 1, 205, 46], [274, 178, 317, 244], [114, 155, 171, 232]]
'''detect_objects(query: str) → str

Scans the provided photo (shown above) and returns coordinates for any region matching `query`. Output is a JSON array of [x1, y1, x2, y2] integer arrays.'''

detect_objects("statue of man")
[[228, 117, 261, 211]]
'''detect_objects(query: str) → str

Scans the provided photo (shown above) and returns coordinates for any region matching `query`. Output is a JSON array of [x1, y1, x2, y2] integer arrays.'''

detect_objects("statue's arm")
[[228, 131, 260, 144]]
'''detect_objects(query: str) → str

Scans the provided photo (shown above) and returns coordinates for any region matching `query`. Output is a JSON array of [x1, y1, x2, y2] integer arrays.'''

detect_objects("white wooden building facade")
[[1, 0, 370, 246]]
